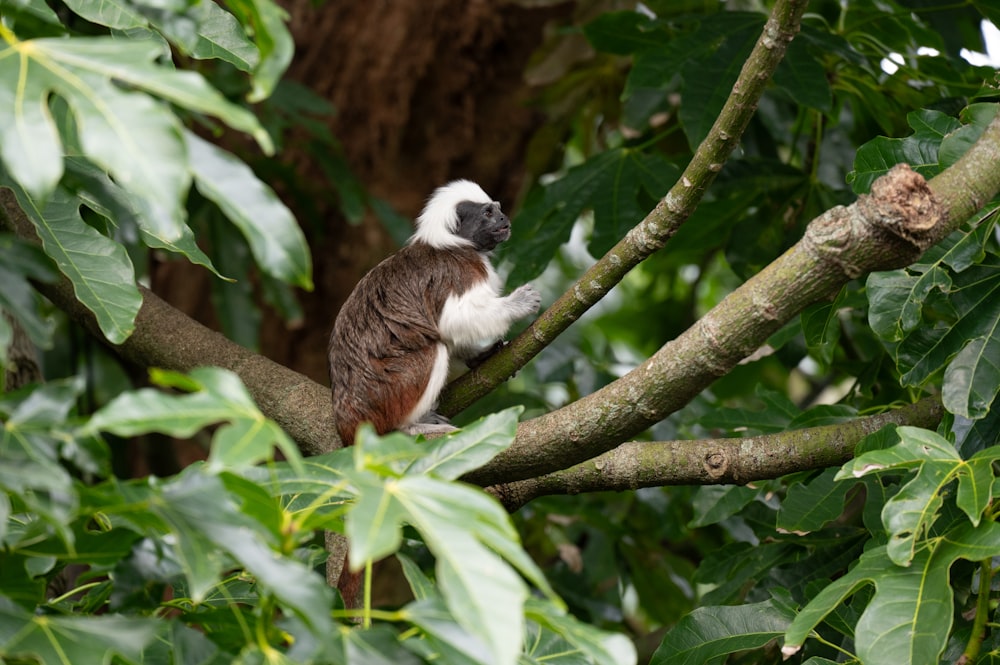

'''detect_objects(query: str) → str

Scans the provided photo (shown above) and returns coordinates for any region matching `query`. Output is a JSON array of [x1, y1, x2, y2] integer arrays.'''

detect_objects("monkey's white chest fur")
[[407, 263, 538, 426]]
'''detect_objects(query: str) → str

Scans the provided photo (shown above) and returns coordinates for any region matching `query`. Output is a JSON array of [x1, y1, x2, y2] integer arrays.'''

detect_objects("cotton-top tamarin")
[[328, 179, 540, 445]]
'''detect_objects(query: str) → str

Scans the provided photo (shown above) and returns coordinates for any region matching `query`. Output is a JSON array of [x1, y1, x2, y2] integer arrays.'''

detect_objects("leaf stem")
[[959, 559, 994, 664], [45, 581, 103, 606], [0, 22, 18, 45], [362, 558, 373, 628]]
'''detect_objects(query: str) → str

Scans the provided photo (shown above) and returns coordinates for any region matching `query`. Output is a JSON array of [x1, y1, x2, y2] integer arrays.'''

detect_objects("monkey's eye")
[[484, 208, 493, 218]]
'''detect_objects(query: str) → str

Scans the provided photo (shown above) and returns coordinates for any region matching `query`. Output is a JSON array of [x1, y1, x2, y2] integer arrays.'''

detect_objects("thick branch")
[[3, 116, 998, 497], [438, 0, 810, 416], [492, 398, 944, 511], [0, 188, 340, 457], [463, 109, 1000, 487]]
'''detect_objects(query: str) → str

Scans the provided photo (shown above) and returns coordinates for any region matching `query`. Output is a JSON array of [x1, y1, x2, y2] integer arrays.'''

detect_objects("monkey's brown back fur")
[[328, 242, 489, 444]]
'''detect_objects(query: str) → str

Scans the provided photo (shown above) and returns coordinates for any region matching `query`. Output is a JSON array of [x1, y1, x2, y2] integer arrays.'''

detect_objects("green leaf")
[[405, 407, 521, 480], [526, 597, 638, 665], [773, 38, 832, 112], [783, 522, 1000, 665], [697, 386, 800, 435], [836, 427, 995, 565], [943, 335, 1000, 420], [0, 595, 160, 665], [694, 542, 796, 606], [0, 379, 85, 549], [59, 0, 145, 30], [504, 147, 678, 283], [135, 469, 335, 638], [1, 180, 142, 344], [401, 478, 526, 665], [649, 599, 794, 665], [185, 131, 313, 289], [183, 1, 260, 70], [867, 268, 951, 342], [226, 0, 293, 102], [403, 597, 493, 664], [689, 485, 757, 527], [0, 37, 186, 233], [64, 157, 223, 277], [0, 235, 57, 346], [625, 12, 764, 98], [800, 295, 845, 368], [777, 468, 853, 533], [848, 110, 959, 194], [0, 35, 272, 232], [341, 442, 557, 665], [583, 11, 662, 55], [897, 265, 1000, 417], [397, 553, 437, 602], [84, 367, 303, 473], [678, 16, 761, 149], [938, 103, 1000, 168]]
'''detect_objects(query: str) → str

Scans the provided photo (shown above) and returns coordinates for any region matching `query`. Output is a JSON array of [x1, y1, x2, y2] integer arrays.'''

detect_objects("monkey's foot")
[[401, 421, 458, 439]]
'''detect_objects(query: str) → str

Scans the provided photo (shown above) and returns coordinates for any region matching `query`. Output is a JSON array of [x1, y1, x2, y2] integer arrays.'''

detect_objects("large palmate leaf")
[[783, 521, 1000, 665], [837, 427, 1000, 566], [0, 35, 271, 236], [83, 367, 303, 473], [259, 414, 552, 665], [64, 156, 223, 278], [343, 469, 552, 665], [88, 468, 335, 641], [869, 255, 1000, 420], [60, 0, 260, 72], [1, 178, 142, 344]]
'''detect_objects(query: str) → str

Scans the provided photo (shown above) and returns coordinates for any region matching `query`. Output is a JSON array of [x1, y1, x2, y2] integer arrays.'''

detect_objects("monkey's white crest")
[[412, 179, 495, 249]]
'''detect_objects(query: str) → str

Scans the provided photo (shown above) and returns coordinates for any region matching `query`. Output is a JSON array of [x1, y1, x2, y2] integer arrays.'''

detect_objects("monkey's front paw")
[[509, 284, 541, 317]]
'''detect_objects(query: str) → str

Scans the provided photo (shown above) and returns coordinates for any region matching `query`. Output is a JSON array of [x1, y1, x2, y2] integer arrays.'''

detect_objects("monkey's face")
[[454, 201, 511, 252]]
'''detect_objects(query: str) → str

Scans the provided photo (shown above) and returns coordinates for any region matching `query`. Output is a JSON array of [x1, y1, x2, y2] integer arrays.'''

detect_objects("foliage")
[[2, 0, 1000, 664], [1, 369, 630, 664]]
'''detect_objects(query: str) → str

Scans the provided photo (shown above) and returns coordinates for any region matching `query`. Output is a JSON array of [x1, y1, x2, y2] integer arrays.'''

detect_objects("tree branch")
[[0, 187, 340, 457], [438, 0, 810, 416], [3, 111, 998, 499], [462, 109, 1000, 487], [491, 398, 944, 511]]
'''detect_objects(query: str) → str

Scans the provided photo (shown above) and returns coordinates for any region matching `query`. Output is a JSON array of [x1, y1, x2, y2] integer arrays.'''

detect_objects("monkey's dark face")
[[454, 201, 511, 252]]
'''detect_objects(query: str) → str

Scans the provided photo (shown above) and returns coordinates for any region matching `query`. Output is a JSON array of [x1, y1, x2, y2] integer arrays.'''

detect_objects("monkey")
[[328, 179, 541, 446]]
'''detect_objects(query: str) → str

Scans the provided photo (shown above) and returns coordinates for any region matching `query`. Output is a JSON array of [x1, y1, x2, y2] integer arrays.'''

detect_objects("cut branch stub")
[[805, 164, 944, 279]]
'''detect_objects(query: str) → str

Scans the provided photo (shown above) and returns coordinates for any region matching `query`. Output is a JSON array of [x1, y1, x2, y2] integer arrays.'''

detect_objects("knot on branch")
[[859, 163, 942, 252], [704, 449, 728, 479]]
